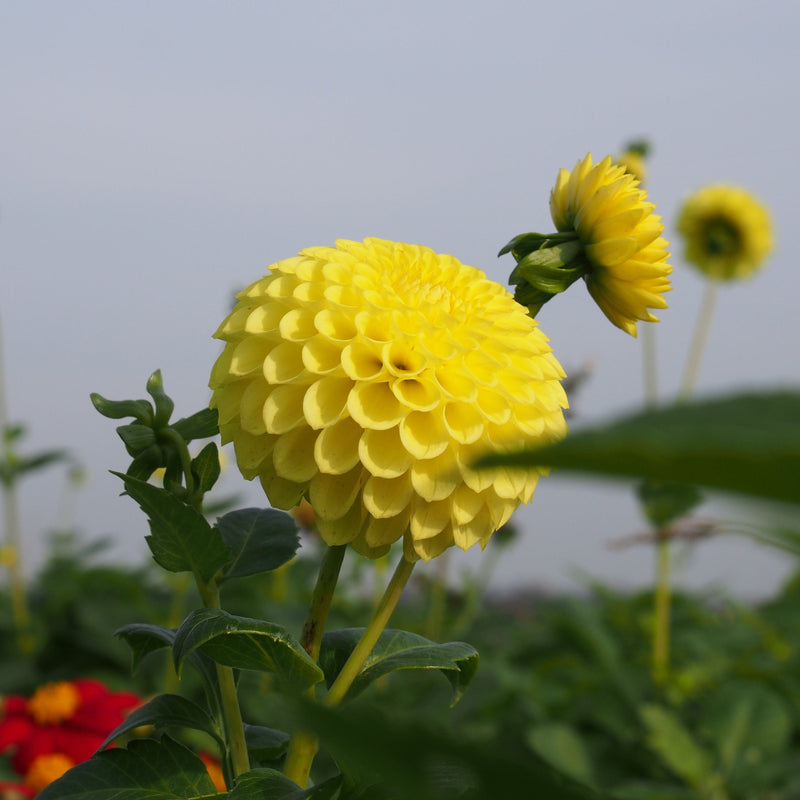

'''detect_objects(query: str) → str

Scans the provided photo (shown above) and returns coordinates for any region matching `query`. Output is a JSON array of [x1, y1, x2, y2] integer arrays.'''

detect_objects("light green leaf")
[[171, 408, 219, 442], [477, 390, 800, 505], [217, 508, 300, 581], [173, 608, 324, 693], [319, 629, 478, 704], [36, 736, 219, 800], [115, 473, 231, 581], [527, 723, 596, 787]]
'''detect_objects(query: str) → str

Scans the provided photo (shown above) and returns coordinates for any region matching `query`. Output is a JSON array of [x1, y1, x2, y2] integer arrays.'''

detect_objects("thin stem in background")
[[679, 281, 720, 400], [652, 536, 671, 686], [641, 323, 659, 408], [283, 544, 347, 788]]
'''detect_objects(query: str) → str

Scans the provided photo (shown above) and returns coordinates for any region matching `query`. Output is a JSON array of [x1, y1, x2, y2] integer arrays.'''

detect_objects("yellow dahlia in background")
[[615, 150, 647, 184], [550, 153, 672, 336], [210, 238, 568, 562], [677, 184, 773, 280]]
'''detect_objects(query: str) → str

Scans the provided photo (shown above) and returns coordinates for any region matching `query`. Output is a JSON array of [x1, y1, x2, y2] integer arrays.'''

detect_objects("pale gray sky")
[[2, 1, 797, 596]]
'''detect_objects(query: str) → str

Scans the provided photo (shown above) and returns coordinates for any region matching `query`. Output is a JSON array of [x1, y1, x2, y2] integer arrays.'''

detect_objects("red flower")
[[0, 679, 141, 776]]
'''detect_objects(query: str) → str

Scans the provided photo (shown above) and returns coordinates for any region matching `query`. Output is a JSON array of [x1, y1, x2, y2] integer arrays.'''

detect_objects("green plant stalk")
[[642, 323, 659, 408], [283, 544, 347, 788], [324, 556, 416, 708], [652, 536, 671, 686], [679, 281, 719, 400], [196, 577, 250, 781]]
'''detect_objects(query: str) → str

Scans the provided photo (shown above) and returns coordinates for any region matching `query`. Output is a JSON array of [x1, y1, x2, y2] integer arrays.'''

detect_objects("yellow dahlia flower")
[[210, 238, 568, 562], [677, 184, 773, 281], [549, 153, 672, 337]]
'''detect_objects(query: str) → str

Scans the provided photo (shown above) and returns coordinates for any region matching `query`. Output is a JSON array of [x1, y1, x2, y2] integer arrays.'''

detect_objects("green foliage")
[[477, 390, 800, 505], [319, 629, 478, 705]]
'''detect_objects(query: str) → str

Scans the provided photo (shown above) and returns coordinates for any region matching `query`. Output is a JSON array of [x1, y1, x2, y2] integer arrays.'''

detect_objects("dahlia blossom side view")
[[210, 238, 568, 562], [502, 153, 672, 337], [677, 184, 773, 281]]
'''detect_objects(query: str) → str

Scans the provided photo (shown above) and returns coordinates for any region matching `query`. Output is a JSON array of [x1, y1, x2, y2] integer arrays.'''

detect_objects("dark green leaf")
[[229, 769, 341, 799], [172, 408, 219, 442], [114, 473, 231, 581], [90, 393, 154, 425], [126, 445, 165, 481], [116, 622, 175, 673], [217, 508, 300, 581], [100, 694, 224, 751], [117, 423, 157, 455], [243, 724, 291, 761], [636, 479, 704, 528], [192, 442, 222, 495], [476, 390, 800, 505], [319, 629, 478, 705], [36, 735, 218, 800], [173, 608, 324, 693]]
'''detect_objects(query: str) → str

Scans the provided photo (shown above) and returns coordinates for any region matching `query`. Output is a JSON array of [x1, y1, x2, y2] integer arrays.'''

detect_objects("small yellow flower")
[[615, 151, 647, 184], [677, 184, 773, 280], [210, 238, 568, 561], [550, 153, 672, 337]]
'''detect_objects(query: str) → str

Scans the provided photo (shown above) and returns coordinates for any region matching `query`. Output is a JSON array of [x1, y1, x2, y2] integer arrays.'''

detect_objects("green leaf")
[[703, 682, 792, 769], [100, 693, 224, 752], [36, 735, 218, 799], [147, 369, 176, 427], [117, 423, 157, 455], [192, 442, 222, 495], [116, 622, 176, 673], [636, 479, 704, 528], [527, 723, 596, 788], [172, 408, 219, 442], [243, 724, 291, 761], [229, 769, 341, 799], [217, 508, 300, 581], [91, 393, 154, 425], [114, 473, 231, 581], [291, 699, 608, 800], [319, 629, 479, 705], [476, 390, 800, 505], [640, 704, 716, 789], [173, 608, 324, 693], [126, 444, 165, 481]]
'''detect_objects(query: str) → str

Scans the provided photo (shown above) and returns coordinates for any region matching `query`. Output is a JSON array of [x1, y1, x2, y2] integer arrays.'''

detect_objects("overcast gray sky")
[[2, 1, 797, 596]]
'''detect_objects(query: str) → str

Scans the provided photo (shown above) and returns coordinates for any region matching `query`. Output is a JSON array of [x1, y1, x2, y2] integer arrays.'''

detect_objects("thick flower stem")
[[679, 281, 719, 399], [283, 544, 347, 788], [324, 556, 416, 708], [196, 578, 250, 781], [652, 536, 671, 686]]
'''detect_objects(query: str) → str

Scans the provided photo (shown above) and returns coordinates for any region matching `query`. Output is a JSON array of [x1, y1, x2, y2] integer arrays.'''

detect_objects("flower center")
[[704, 217, 741, 256], [27, 681, 81, 725], [25, 753, 74, 791]]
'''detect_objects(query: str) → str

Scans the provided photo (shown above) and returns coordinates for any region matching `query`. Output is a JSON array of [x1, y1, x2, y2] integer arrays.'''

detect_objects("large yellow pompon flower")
[[210, 238, 568, 562], [676, 184, 773, 280], [550, 153, 672, 337]]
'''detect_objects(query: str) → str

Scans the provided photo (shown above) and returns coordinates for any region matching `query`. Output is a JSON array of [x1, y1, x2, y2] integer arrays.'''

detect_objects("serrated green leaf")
[[172, 408, 219, 442], [36, 735, 218, 800], [319, 629, 478, 705], [476, 390, 800, 506], [173, 609, 324, 693], [243, 724, 291, 761], [229, 769, 341, 799], [100, 694, 224, 752], [217, 508, 300, 581], [703, 682, 792, 769], [115, 473, 231, 581], [116, 622, 175, 673], [640, 704, 716, 789]]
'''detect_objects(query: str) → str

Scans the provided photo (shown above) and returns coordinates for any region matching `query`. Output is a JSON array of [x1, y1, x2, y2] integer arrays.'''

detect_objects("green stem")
[[679, 281, 719, 400], [652, 535, 671, 686], [196, 578, 250, 781], [160, 427, 196, 500], [283, 545, 347, 788], [641, 322, 659, 408], [324, 556, 416, 708]]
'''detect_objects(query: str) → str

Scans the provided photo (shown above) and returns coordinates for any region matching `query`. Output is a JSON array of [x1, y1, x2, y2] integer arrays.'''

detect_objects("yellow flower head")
[[210, 238, 568, 562], [615, 151, 647, 184], [677, 184, 773, 281], [550, 153, 672, 337]]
